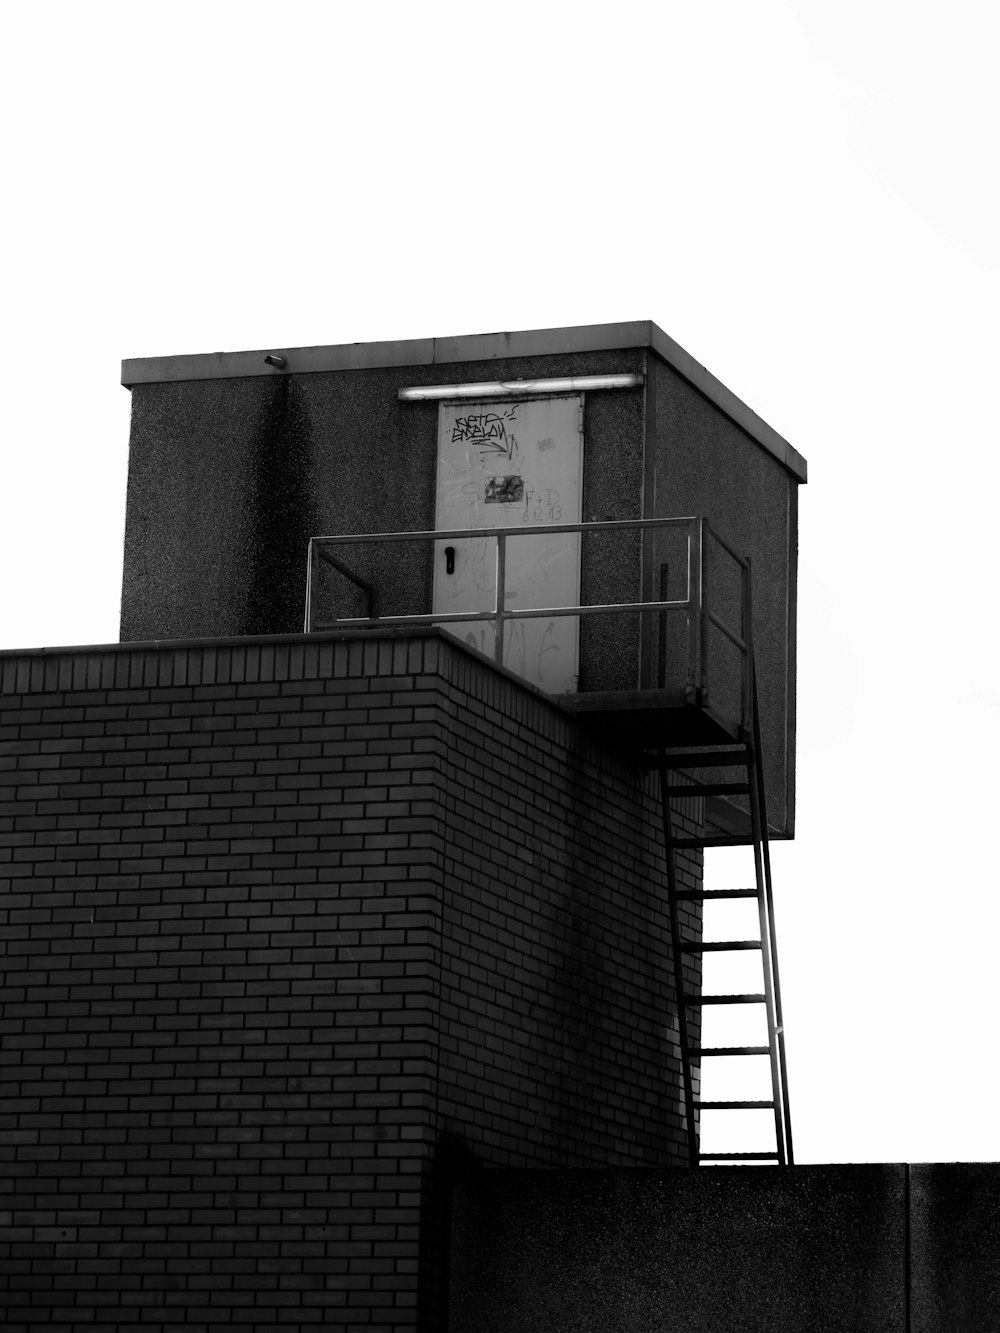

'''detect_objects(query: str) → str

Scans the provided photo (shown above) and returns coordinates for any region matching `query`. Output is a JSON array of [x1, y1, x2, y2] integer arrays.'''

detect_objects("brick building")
[[2, 324, 806, 1329]]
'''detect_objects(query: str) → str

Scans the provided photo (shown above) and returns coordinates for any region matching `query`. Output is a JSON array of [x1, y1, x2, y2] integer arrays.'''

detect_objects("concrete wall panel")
[[121, 350, 647, 650]]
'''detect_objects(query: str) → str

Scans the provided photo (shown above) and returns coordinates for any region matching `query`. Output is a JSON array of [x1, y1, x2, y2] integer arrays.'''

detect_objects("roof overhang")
[[121, 321, 807, 482]]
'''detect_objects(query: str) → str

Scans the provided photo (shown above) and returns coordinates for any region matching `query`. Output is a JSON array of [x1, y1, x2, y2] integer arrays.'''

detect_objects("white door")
[[433, 395, 583, 694]]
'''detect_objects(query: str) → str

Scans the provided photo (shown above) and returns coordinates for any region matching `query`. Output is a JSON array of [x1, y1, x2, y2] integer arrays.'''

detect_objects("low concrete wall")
[[911, 1163, 1000, 1332], [451, 1164, 1000, 1332]]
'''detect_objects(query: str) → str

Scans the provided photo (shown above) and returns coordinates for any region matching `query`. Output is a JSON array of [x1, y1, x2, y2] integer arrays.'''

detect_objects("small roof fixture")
[[398, 373, 642, 401]]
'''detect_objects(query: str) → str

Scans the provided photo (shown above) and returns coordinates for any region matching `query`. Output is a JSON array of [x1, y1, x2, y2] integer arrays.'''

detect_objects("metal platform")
[[561, 690, 757, 844], [560, 688, 743, 751]]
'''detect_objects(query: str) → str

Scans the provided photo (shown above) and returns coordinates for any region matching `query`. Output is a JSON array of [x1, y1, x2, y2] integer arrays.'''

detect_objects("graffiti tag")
[[452, 408, 518, 460]]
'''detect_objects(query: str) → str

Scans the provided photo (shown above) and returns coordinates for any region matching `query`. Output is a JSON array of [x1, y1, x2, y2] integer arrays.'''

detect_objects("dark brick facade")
[[0, 631, 701, 1330]]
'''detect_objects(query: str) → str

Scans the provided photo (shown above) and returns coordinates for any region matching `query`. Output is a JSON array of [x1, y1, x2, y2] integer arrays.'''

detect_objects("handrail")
[[309, 516, 716, 544], [305, 515, 752, 729], [314, 547, 375, 619]]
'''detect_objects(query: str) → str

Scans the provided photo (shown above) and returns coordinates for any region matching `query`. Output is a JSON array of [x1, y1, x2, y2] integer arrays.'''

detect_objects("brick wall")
[[0, 632, 701, 1331], [433, 645, 701, 1171]]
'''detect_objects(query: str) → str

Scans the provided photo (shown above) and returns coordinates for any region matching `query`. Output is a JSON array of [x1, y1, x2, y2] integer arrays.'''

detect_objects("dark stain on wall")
[[243, 375, 314, 635]]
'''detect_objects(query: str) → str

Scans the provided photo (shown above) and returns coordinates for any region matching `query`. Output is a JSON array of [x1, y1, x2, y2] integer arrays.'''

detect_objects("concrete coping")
[[120, 321, 807, 483]]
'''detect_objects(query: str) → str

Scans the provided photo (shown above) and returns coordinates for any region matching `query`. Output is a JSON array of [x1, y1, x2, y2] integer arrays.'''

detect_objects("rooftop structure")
[[121, 320, 805, 840], [0, 323, 817, 1327]]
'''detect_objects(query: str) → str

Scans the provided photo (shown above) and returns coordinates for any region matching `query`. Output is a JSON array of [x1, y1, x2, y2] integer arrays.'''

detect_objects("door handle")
[[444, 546, 455, 575]]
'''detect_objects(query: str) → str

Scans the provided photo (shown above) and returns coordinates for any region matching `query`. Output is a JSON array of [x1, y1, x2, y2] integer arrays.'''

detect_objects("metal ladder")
[[657, 673, 793, 1166]]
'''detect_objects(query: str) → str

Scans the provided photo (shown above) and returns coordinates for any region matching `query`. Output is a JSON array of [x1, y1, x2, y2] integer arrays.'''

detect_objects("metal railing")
[[305, 516, 751, 724]]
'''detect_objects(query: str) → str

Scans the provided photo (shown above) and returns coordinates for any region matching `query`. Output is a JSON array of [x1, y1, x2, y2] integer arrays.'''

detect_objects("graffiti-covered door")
[[433, 395, 583, 694]]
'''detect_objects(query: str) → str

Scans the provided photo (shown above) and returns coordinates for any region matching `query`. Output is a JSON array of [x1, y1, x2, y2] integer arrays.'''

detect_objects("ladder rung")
[[697, 1100, 775, 1110], [691, 1045, 771, 1056], [674, 888, 759, 901], [680, 940, 762, 952], [698, 1152, 781, 1161], [683, 993, 767, 1005], [656, 749, 751, 769], [667, 782, 751, 798]]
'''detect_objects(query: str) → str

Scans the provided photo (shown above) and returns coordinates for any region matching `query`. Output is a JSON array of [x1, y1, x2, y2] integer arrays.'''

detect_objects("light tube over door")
[[398, 374, 642, 401]]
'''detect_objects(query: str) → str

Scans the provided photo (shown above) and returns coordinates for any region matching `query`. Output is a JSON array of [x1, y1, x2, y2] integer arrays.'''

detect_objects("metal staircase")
[[658, 667, 793, 1166]]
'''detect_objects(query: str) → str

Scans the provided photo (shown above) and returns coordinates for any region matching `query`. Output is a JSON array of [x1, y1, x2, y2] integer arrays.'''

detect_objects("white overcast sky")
[[3, 0, 999, 1165]]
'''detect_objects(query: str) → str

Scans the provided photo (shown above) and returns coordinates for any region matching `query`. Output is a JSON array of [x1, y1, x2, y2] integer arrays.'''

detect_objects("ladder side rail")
[[742, 566, 788, 1167], [750, 658, 795, 1166], [746, 733, 788, 1167], [658, 759, 700, 1167]]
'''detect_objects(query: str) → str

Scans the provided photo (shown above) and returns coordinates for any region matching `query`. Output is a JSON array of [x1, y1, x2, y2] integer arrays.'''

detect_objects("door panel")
[[433, 396, 583, 694]]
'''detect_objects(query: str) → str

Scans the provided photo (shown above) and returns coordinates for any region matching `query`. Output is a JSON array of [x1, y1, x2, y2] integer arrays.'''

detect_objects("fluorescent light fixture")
[[398, 374, 643, 401]]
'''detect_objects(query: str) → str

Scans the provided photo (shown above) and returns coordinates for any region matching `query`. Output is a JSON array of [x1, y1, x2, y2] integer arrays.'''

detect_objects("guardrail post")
[[495, 532, 506, 665], [658, 562, 669, 689], [304, 539, 315, 633], [687, 519, 704, 701], [700, 520, 711, 706]]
